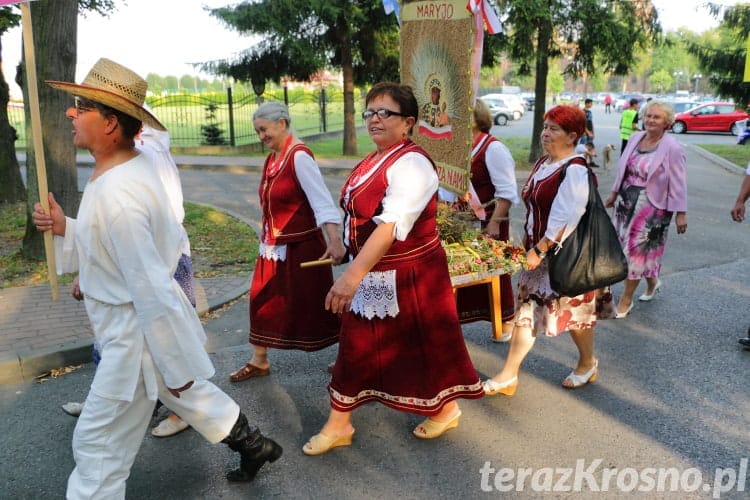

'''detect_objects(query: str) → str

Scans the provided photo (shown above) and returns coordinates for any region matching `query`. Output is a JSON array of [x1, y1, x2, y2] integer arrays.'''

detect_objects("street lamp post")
[[673, 70, 683, 93], [692, 73, 702, 95]]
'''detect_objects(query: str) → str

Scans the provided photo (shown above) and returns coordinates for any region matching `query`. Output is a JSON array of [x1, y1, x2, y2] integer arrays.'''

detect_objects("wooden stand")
[[451, 272, 503, 341]]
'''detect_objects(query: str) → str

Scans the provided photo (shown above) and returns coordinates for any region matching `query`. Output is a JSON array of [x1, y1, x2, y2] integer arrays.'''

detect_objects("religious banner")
[[400, 0, 487, 195]]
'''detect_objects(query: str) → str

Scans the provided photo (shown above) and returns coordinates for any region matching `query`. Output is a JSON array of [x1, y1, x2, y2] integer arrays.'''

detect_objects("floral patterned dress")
[[613, 146, 673, 280]]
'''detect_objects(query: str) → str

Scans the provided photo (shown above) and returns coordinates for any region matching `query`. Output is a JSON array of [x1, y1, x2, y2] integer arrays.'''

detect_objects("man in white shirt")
[[32, 58, 281, 498], [731, 161, 750, 348]]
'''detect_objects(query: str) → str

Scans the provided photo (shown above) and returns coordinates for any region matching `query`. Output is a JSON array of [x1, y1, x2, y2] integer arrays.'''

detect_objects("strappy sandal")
[[562, 360, 598, 389], [483, 377, 518, 396], [413, 411, 462, 439], [303, 430, 355, 456], [229, 363, 270, 383]]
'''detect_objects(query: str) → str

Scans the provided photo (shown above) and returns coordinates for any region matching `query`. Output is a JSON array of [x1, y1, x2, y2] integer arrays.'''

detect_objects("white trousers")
[[66, 371, 239, 500]]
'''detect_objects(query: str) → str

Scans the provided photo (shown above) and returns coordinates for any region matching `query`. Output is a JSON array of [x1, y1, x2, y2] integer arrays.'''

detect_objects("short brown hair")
[[473, 99, 493, 133]]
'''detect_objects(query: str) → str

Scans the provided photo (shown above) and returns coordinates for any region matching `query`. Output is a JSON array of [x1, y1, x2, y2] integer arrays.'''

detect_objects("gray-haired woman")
[[229, 102, 346, 382]]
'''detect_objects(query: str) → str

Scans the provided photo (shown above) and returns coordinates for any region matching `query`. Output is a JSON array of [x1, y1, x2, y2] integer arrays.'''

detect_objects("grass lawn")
[[697, 144, 750, 168], [0, 202, 258, 289]]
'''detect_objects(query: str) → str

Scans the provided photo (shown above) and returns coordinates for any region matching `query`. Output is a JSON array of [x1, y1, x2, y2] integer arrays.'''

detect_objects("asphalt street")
[[2, 106, 749, 499]]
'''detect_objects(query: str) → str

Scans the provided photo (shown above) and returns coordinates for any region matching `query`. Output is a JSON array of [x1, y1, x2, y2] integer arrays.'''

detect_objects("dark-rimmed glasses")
[[74, 96, 98, 116], [362, 108, 407, 121]]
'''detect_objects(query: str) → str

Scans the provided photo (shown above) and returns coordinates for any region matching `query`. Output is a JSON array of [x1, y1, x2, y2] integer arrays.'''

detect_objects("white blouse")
[[526, 154, 589, 246]]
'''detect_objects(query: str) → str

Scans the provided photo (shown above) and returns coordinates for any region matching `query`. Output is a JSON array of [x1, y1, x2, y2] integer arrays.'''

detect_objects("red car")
[[671, 102, 749, 135]]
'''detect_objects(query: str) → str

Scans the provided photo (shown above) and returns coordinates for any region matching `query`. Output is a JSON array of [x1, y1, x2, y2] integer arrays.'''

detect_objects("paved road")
[[2, 107, 749, 499]]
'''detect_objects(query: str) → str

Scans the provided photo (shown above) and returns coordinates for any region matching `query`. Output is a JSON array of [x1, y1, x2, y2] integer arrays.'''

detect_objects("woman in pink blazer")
[[604, 100, 688, 318]]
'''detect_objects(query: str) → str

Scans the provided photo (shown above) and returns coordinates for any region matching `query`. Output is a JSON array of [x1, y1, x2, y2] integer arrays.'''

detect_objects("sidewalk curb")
[[687, 144, 746, 174], [0, 278, 251, 385]]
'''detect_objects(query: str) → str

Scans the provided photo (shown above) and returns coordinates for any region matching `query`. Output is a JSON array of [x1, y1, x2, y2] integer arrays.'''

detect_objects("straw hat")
[[46, 58, 165, 131]]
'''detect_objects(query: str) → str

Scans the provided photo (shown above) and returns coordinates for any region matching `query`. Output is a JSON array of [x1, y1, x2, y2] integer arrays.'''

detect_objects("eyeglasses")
[[361, 108, 407, 121], [73, 96, 97, 116]]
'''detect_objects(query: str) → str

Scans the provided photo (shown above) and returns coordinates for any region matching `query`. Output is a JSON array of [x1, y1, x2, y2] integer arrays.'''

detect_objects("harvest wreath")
[[436, 202, 527, 279]]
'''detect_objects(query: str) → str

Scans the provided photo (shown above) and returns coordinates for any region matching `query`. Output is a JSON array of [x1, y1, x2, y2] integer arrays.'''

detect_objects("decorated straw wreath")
[[437, 201, 527, 279]]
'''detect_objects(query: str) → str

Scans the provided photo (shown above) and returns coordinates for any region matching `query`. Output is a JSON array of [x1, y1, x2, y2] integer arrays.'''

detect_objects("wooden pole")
[[300, 258, 334, 268], [20, 2, 59, 300]]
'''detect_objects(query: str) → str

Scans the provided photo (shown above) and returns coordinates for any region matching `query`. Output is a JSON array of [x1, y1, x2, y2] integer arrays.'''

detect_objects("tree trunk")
[[20, 0, 79, 260], [0, 35, 26, 204], [338, 11, 357, 156], [529, 16, 552, 164]]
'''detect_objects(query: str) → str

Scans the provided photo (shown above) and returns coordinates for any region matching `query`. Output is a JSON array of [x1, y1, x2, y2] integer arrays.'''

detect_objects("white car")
[[479, 96, 515, 126], [482, 93, 524, 120]]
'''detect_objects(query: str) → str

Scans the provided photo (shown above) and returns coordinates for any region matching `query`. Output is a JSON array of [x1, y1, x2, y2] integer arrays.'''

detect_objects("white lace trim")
[[258, 242, 287, 262], [350, 270, 399, 319]]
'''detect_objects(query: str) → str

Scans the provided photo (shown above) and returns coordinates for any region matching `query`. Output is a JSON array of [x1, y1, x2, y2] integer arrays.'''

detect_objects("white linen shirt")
[[480, 140, 521, 204], [54, 154, 214, 401]]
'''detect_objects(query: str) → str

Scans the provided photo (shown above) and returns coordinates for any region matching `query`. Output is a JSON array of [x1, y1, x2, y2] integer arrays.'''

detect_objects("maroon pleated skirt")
[[329, 244, 484, 416], [249, 232, 340, 351]]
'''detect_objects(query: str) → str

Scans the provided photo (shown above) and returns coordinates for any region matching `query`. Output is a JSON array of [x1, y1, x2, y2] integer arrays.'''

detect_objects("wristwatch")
[[533, 244, 547, 259]]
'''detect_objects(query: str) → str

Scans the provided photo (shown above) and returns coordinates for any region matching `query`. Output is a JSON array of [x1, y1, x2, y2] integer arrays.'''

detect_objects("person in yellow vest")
[[619, 98, 641, 153]]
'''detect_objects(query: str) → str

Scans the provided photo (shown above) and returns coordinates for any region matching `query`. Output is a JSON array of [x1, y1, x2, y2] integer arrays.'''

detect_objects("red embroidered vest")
[[260, 144, 320, 245], [521, 155, 587, 248], [341, 141, 439, 266], [470, 133, 498, 204]]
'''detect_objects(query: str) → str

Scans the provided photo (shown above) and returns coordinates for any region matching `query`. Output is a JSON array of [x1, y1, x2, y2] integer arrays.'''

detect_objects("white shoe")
[[151, 417, 190, 437], [62, 402, 84, 417], [638, 280, 662, 301], [492, 331, 513, 343]]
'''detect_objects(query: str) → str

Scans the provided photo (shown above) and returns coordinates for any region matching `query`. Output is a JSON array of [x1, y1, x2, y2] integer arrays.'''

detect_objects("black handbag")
[[548, 161, 628, 296]]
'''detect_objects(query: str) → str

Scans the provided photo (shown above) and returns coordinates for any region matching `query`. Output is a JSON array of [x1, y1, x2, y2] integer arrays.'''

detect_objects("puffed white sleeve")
[[485, 141, 520, 204], [374, 152, 438, 241], [54, 216, 79, 275], [294, 150, 342, 226], [545, 164, 589, 245]]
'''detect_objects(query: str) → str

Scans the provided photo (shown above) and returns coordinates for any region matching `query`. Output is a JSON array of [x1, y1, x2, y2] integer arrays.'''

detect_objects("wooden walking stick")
[[16, 0, 59, 299]]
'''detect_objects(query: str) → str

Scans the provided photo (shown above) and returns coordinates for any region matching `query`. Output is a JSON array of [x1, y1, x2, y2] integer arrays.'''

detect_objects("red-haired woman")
[[483, 105, 616, 396]]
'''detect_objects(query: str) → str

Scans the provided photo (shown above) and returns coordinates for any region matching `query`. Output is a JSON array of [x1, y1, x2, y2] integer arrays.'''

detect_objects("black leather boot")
[[221, 412, 283, 482]]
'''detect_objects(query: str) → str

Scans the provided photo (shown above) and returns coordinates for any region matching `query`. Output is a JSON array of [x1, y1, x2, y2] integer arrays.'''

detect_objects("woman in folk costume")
[[454, 98, 520, 341], [303, 82, 484, 456], [229, 102, 346, 382], [482, 105, 616, 398]]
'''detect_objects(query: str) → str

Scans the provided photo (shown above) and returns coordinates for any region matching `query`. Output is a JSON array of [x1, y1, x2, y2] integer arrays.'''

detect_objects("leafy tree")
[[179, 74, 196, 93], [164, 75, 179, 94], [687, 2, 750, 106], [203, 0, 400, 156], [146, 73, 165, 95], [200, 104, 227, 146], [649, 69, 672, 94], [483, 0, 660, 161], [8, 0, 115, 259], [0, 5, 24, 204]]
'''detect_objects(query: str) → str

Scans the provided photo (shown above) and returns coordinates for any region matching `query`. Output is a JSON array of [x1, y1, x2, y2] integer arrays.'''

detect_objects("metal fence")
[[8, 86, 364, 149]]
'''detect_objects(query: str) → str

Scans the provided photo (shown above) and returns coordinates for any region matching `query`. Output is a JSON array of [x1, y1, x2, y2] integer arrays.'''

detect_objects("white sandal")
[[562, 360, 598, 389], [151, 417, 190, 437], [482, 376, 518, 396]]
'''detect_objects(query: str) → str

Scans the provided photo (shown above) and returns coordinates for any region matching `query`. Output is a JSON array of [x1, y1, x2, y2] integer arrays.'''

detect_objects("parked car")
[[479, 96, 514, 126], [671, 102, 749, 135], [614, 94, 646, 112], [482, 93, 525, 120], [520, 92, 535, 111], [669, 101, 700, 114]]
